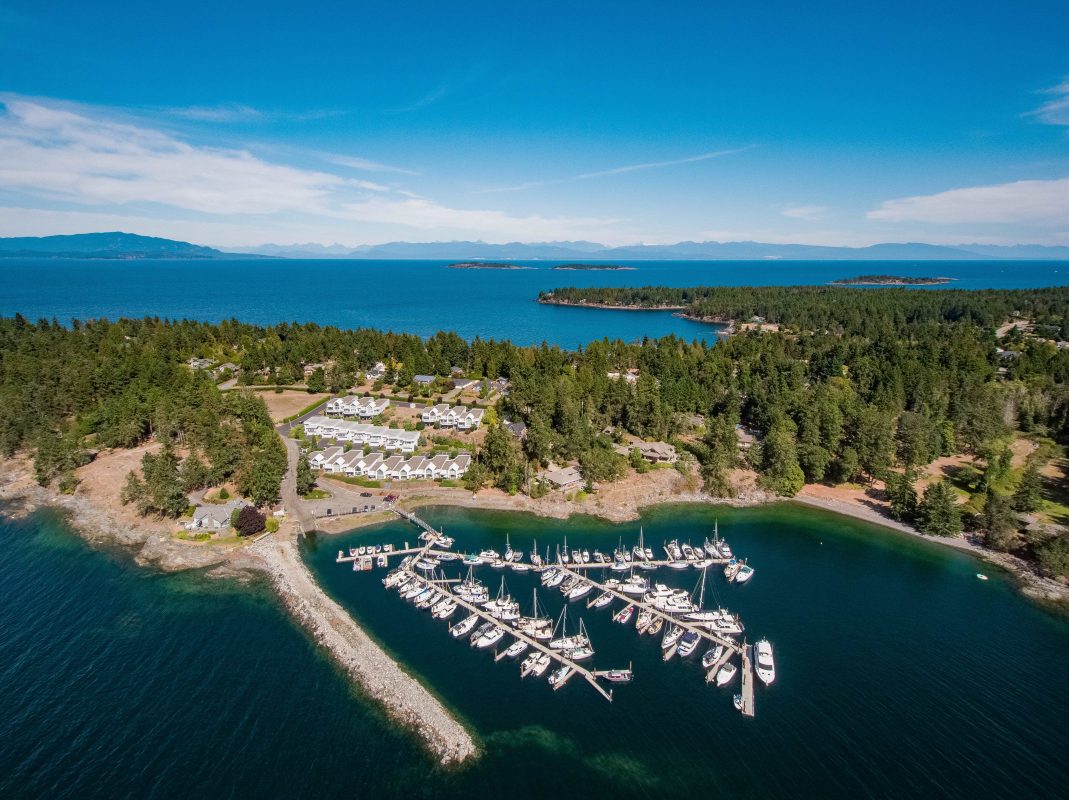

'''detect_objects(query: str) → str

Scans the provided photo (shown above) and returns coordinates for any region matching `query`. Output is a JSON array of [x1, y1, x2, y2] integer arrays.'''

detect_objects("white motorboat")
[[702, 644, 725, 669], [490, 559, 508, 570], [450, 614, 478, 638], [610, 560, 630, 572], [581, 549, 590, 563], [647, 616, 664, 636], [677, 630, 701, 657], [505, 639, 529, 659], [434, 600, 458, 619], [735, 562, 755, 584], [475, 627, 505, 649], [520, 652, 540, 677], [755, 639, 776, 685], [479, 549, 500, 562], [530, 653, 552, 677], [724, 559, 742, 581], [619, 574, 650, 596], [666, 560, 691, 570], [468, 621, 495, 645], [681, 543, 697, 560], [716, 662, 738, 686], [511, 562, 531, 573], [664, 540, 683, 560]]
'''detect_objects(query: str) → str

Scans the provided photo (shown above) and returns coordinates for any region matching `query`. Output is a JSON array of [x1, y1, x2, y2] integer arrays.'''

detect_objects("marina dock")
[[740, 643, 755, 717]]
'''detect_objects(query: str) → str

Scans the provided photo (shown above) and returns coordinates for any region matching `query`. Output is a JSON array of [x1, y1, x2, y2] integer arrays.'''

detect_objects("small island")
[[830, 274, 952, 286], [551, 263, 637, 271], [447, 262, 535, 270]]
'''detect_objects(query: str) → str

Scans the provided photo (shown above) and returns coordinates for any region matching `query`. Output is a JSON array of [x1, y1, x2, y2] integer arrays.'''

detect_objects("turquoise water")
[[5, 502, 1060, 798], [1, 259, 1066, 345]]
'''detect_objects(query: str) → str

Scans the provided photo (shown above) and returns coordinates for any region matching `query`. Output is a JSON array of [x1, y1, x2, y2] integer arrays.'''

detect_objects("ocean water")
[[4, 502, 1064, 798], [1, 259, 1066, 346]]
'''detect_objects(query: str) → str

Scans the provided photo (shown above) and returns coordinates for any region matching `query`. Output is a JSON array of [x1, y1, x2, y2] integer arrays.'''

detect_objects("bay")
[[1, 259, 1066, 346], [5, 501, 1061, 798]]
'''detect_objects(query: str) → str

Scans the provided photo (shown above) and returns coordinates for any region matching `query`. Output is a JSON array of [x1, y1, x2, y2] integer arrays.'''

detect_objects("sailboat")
[[549, 606, 590, 651], [516, 588, 554, 640], [530, 539, 542, 568], [561, 536, 569, 564], [503, 534, 514, 562], [483, 576, 520, 620]]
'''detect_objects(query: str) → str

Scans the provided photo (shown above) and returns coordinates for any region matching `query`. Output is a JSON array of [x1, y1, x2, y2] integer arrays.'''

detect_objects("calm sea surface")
[[3, 503, 1067, 799], [1, 259, 1066, 346]]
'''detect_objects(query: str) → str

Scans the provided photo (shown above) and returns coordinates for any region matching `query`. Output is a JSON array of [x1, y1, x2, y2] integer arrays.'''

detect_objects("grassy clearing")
[[328, 475, 382, 489]]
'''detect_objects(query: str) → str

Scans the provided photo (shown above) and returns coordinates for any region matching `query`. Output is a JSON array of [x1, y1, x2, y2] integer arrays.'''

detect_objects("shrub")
[[233, 506, 266, 537]]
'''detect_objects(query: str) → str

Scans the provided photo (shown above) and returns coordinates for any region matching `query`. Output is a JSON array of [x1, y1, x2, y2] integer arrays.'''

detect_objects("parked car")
[[360, 491, 373, 498]]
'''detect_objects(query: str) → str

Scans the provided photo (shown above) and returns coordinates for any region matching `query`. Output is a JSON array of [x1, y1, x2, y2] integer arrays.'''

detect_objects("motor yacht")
[[755, 639, 775, 685]]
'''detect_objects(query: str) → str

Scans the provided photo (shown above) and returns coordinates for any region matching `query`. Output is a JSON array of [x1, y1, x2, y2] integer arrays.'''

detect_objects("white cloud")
[[327, 153, 420, 175], [867, 176, 1069, 225], [0, 96, 344, 214], [163, 103, 265, 122], [782, 204, 830, 222], [1027, 79, 1069, 126], [476, 147, 752, 193], [0, 95, 631, 244]]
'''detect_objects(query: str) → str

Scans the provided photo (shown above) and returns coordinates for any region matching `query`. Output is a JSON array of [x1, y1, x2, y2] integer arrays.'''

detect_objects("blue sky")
[[1, 0, 1067, 247]]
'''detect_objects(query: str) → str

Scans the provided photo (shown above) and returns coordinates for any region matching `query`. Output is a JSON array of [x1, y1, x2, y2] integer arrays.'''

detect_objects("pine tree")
[[295, 454, 316, 496], [1012, 461, 1043, 513], [918, 480, 963, 537], [885, 469, 918, 521]]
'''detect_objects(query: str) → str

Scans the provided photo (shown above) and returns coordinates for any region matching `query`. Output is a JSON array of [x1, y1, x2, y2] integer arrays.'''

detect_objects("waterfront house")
[[615, 441, 678, 464], [186, 500, 246, 532], [542, 466, 584, 490]]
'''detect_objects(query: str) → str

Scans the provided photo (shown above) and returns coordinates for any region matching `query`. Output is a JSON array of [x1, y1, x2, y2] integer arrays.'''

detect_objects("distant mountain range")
[[223, 239, 1069, 260], [3, 232, 1069, 261], [0, 232, 261, 259]]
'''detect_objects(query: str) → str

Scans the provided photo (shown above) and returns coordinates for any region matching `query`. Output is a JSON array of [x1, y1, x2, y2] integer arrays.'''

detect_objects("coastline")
[[3, 451, 1066, 764], [0, 456, 477, 766]]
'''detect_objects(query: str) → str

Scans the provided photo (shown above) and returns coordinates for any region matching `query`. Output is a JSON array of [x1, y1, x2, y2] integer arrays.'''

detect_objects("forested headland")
[[3, 283, 1069, 577]]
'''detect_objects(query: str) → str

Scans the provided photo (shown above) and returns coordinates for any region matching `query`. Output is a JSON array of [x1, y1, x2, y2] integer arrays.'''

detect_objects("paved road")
[[281, 436, 315, 533]]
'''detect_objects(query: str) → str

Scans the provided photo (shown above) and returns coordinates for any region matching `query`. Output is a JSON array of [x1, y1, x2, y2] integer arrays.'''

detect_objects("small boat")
[[479, 549, 500, 562], [435, 552, 458, 561], [567, 581, 594, 601], [724, 559, 741, 581], [462, 553, 482, 565], [588, 591, 614, 609], [505, 639, 529, 659], [490, 559, 508, 569], [599, 668, 633, 684], [565, 645, 595, 661], [520, 652, 540, 677], [716, 662, 738, 686], [581, 549, 591, 563], [475, 627, 505, 649], [561, 537, 569, 564], [681, 543, 696, 560], [702, 644, 725, 669], [450, 614, 478, 638], [540, 567, 559, 585], [610, 560, 630, 572], [377, 555, 388, 568], [677, 630, 701, 658], [635, 610, 653, 633], [976, 573, 989, 581], [571, 549, 582, 563], [735, 562, 755, 584], [620, 574, 650, 596], [468, 621, 495, 645], [545, 571, 564, 588], [415, 559, 439, 571], [755, 639, 776, 685], [664, 540, 683, 560], [613, 605, 635, 624], [548, 665, 573, 687], [644, 547, 654, 561], [530, 653, 552, 677], [662, 625, 683, 650], [647, 616, 664, 636], [511, 562, 531, 573], [503, 535, 514, 562], [733, 693, 744, 711]]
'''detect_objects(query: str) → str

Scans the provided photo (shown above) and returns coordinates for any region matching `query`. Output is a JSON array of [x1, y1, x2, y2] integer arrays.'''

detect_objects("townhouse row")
[[419, 403, 485, 430], [308, 447, 471, 481], [324, 395, 390, 418], [303, 416, 421, 453]]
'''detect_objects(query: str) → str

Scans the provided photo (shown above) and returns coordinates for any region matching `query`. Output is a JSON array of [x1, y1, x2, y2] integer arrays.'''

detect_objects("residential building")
[[306, 448, 471, 481], [302, 416, 421, 453], [413, 374, 436, 386], [614, 441, 678, 464], [185, 500, 246, 532], [541, 466, 584, 490], [421, 403, 451, 424]]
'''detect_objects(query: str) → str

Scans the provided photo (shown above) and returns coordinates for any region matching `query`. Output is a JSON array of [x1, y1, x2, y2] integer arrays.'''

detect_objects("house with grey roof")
[[185, 500, 246, 532]]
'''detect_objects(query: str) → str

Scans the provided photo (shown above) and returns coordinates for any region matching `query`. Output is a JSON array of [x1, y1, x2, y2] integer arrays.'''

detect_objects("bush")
[[233, 506, 266, 537], [265, 517, 280, 533], [218, 487, 230, 500]]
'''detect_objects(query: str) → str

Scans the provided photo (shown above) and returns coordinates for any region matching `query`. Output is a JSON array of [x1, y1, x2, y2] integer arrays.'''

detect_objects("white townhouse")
[[421, 403, 451, 425], [439, 406, 464, 428], [306, 448, 471, 482], [456, 408, 485, 431], [308, 446, 343, 468], [302, 416, 420, 452], [326, 396, 390, 418]]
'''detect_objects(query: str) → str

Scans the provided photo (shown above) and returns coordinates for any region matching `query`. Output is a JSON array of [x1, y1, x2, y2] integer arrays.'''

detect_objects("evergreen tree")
[[918, 480, 963, 537], [1012, 461, 1043, 513], [885, 469, 918, 521], [306, 367, 327, 394], [980, 489, 1018, 551], [295, 454, 316, 496]]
